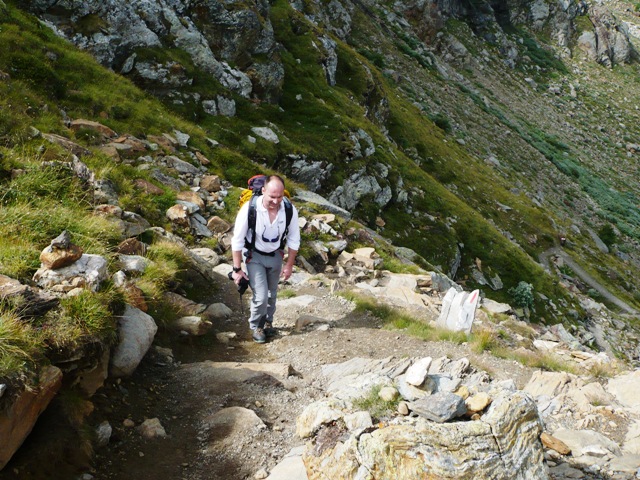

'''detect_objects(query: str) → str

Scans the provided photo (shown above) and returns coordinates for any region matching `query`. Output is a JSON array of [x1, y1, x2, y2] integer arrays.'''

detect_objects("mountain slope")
[[5, 0, 640, 318]]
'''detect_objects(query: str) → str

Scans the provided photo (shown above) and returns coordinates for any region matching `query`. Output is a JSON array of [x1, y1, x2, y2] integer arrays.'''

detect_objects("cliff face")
[[25, 0, 284, 101]]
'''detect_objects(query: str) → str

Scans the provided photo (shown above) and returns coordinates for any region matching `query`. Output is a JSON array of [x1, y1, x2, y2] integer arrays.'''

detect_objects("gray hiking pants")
[[246, 250, 283, 331]]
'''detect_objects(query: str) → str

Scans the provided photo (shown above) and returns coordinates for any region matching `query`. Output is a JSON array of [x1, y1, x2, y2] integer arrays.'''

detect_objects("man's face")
[[262, 180, 284, 212]]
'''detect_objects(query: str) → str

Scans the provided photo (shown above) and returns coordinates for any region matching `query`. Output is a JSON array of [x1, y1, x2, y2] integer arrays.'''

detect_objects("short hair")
[[265, 174, 285, 189]]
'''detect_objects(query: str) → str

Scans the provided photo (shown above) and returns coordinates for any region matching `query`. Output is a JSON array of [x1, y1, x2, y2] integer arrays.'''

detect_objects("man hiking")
[[230, 175, 301, 343]]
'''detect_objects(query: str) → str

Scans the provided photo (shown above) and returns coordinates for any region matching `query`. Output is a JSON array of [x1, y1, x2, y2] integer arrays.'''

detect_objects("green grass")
[[352, 385, 399, 421], [37, 289, 121, 353], [0, 164, 123, 281], [0, 310, 43, 377]]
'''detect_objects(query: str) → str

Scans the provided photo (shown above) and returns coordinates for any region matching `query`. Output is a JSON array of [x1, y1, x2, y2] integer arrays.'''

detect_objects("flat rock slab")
[[179, 361, 294, 387], [266, 446, 308, 480]]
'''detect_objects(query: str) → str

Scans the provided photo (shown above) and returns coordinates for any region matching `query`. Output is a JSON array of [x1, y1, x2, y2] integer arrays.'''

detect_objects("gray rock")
[[190, 248, 220, 267], [319, 36, 338, 86], [166, 156, 199, 175], [265, 446, 307, 480], [251, 127, 279, 143], [290, 156, 333, 192], [396, 374, 432, 401], [33, 254, 109, 292], [217, 96, 236, 117], [95, 421, 112, 448], [410, 391, 467, 422], [202, 99, 217, 115], [110, 305, 158, 378], [173, 130, 190, 147], [118, 254, 149, 274], [329, 168, 390, 211], [293, 190, 350, 219], [203, 303, 233, 321], [121, 211, 151, 238]]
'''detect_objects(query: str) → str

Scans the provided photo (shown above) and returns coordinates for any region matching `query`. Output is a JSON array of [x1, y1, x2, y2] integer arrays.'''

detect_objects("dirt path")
[[85, 278, 535, 480], [0, 276, 535, 480], [539, 247, 638, 315]]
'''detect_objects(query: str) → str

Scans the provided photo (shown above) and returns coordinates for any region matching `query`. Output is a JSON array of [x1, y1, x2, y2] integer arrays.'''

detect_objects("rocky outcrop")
[[26, 0, 284, 102], [297, 356, 548, 479], [578, 5, 635, 67], [0, 366, 62, 470]]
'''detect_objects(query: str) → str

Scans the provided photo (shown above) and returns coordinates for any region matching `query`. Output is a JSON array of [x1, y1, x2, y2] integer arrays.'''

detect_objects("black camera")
[[228, 270, 249, 295]]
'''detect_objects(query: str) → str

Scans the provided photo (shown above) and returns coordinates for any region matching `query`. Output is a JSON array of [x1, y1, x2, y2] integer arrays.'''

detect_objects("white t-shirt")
[[231, 196, 300, 253]]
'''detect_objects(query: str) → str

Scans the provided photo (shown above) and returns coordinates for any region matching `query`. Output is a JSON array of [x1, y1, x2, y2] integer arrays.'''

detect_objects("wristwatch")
[[233, 266, 242, 273]]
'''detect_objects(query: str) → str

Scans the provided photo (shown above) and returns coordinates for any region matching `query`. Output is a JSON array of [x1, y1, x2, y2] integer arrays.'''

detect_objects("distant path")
[[539, 247, 638, 315]]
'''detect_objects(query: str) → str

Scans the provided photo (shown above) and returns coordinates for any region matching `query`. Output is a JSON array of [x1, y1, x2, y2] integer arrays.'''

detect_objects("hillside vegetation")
[[0, 0, 639, 384]]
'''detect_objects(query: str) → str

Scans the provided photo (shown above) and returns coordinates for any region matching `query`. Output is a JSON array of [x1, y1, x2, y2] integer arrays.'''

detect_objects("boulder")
[[200, 175, 222, 192], [302, 390, 549, 479], [69, 119, 117, 138], [0, 366, 63, 470], [33, 254, 108, 292], [110, 305, 158, 377]]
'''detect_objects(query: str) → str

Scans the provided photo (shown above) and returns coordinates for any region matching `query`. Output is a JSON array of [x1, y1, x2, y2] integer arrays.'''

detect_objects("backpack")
[[239, 175, 293, 252]]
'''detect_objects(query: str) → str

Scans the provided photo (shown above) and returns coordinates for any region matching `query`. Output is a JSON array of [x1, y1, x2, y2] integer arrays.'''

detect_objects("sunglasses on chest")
[[262, 224, 281, 243]]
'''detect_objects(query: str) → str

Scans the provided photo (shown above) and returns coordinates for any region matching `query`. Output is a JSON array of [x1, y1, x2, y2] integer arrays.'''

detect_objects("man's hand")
[[281, 263, 293, 281], [232, 270, 248, 285]]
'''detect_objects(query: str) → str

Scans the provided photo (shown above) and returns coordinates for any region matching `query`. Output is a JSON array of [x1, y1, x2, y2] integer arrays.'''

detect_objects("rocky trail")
[[85, 275, 535, 480], [3, 258, 640, 480], [0, 266, 536, 480]]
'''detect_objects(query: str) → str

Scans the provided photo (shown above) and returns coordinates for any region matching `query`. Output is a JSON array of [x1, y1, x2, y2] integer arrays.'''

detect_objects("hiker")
[[230, 175, 301, 343]]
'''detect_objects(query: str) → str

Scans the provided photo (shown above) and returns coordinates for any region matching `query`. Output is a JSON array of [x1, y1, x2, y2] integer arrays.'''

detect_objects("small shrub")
[[470, 329, 499, 353], [279, 288, 297, 299], [428, 113, 452, 134], [598, 224, 617, 247], [508, 281, 534, 310], [40, 290, 117, 350], [587, 361, 617, 379], [586, 288, 601, 301]]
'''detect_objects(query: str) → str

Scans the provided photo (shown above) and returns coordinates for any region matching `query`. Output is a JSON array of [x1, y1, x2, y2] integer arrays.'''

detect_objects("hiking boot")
[[252, 328, 266, 344], [264, 322, 277, 337]]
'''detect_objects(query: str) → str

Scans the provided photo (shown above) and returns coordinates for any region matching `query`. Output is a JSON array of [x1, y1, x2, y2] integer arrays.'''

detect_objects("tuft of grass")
[[279, 288, 297, 299], [586, 361, 618, 379], [352, 385, 398, 421], [39, 290, 118, 350], [0, 310, 43, 377], [470, 329, 499, 353], [495, 347, 577, 373], [136, 240, 189, 323]]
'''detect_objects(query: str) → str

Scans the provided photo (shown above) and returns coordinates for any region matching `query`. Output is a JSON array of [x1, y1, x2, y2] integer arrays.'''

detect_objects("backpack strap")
[[279, 197, 293, 250], [244, 195, 259, 254]]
